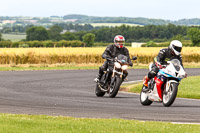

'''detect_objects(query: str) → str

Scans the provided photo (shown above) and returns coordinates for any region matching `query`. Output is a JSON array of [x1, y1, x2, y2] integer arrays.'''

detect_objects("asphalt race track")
[[0, 68, 200, 123]]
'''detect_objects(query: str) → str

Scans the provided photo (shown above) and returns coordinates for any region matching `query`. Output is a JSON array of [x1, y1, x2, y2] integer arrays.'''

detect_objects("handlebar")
[[107, 56, 136, 66], [155, 62, 167, 69]]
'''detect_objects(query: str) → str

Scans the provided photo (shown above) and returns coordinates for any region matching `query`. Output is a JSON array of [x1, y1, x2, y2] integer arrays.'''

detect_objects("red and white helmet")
[[114, 35, 125, 48]]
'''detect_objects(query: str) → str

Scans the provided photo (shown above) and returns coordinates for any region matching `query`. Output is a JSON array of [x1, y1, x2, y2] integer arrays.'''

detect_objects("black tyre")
[[95, 84, 106, 97], [109, 77, 122, 98], [163, 82, 178, 107], [140, 90, 153, 106]]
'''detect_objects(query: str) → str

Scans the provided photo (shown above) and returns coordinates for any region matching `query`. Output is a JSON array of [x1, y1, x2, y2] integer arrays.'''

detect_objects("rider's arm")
[[102, 45, 113, 61], [178, 54, 185, 69], [154, 49, 167, 69], [124, 48, 133, 66], [155, 49, 166, 65], [179, 54, 187, 77]]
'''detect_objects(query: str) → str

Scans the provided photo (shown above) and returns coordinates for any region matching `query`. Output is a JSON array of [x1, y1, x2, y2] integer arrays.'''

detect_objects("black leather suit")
[[148, 47, 183, 79], [98, 44, 133, 80]]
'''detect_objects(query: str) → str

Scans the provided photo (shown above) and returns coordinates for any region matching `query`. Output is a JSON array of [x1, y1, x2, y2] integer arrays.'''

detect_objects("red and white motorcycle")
[[140, 59, 187, 107]]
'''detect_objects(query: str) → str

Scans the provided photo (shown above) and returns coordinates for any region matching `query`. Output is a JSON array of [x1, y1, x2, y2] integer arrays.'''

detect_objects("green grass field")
[[0, 114, 199, 133], [2, 34, 26, 42]]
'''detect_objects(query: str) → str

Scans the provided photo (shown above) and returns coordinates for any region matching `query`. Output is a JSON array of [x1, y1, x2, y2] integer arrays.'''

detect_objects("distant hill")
[[63, 14, 200, 26], [173, 18, 200, 25], [63, 14, 88, 19]]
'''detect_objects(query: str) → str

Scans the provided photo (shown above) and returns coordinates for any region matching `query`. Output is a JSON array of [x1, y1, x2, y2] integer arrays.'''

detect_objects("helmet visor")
[[173, 45, 182, 52], [117, 41, 124, 48], [116, 41, 125, 44]]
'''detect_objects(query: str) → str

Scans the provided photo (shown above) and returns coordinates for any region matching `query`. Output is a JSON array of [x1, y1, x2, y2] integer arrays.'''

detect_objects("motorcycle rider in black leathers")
[[143, 40, 187, 91], [94, 35, 133, 82]]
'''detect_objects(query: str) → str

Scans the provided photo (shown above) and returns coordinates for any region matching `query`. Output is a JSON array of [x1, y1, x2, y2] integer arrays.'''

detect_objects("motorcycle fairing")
[[155, 76, 164, 100], [159, 70, 182, 81]]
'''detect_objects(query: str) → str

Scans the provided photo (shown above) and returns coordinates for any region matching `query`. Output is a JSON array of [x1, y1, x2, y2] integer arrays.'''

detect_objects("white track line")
[[122, 80, 143, 84], [172, 122, 200, 125]]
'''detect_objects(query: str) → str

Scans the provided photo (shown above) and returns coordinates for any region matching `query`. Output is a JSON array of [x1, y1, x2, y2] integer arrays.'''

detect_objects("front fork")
[[112, 66, 124, 78], [111, 66, 123, 86], [165, 80, 179, 92]]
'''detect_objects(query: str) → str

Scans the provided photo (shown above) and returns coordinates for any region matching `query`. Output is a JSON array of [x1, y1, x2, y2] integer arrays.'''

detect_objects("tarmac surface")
[[0, 68, 200, 123]]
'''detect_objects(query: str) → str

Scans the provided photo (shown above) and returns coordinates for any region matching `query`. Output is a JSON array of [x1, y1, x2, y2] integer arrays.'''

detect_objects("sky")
[[1, 0, 200, 20]]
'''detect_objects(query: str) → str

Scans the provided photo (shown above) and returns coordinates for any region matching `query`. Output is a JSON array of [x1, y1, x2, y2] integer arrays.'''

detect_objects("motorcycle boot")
[[94, 67, 104, 83], [142, 76, 150, 92], [122, 71, 128, 82], [94, 74, 102, 83]]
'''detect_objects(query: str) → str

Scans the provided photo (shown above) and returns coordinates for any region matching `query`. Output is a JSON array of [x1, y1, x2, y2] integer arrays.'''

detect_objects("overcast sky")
[[1, 0, 200, 20]]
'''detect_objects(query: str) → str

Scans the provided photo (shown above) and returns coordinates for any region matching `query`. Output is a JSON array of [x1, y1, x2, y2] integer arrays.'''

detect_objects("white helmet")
[[114, 35, 125, 48], [169, 40, 182, 55]]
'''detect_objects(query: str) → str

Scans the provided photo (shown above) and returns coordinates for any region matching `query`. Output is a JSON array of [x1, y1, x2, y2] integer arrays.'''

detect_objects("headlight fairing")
[[121, 65, 128, 70], [114, 62, 121, 69]]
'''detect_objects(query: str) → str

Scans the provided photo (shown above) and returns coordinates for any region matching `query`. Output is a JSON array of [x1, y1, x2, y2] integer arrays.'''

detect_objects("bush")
[[12, 42, 20, 47], [82, 33, 95, 47], [19, 43, 29, 48], [43, 41, 54, 47], [70, 40, 84, 47], [0, 41, 12, 47], [55, 40, 84, 47], [27, 41, 43, 47], [142, 41, 156, 47]]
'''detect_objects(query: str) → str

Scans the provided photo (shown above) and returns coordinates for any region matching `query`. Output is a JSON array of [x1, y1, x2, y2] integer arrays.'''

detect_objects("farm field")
[[0, 47, 199, 66], [2, 34, 26, 42], [81, 23, 143, 27]]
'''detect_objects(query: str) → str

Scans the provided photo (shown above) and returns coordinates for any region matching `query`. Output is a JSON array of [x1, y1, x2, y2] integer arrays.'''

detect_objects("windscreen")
[[117, 54, 128, 63], [171, 59, 181, 71]]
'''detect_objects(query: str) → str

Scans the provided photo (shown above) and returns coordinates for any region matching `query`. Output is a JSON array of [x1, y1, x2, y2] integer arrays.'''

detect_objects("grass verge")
[[121, 76, 200, 99], [0, 66, 99, 71], [0, 63, 100, 71], [0, 63, 199, 71], [0, 113, 199, 133], [0, 63, 148, 71]]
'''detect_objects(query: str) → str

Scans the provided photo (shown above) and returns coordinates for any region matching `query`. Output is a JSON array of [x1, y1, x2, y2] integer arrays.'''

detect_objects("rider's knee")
[[148, 70, 157, 79], [100, 65, 106, 71]]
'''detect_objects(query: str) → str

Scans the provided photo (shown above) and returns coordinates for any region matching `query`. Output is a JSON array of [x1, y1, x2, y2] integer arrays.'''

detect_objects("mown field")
[[0, 47, 199, 65], [2, 34, 26, 42], [0, 113, 200, 133], [82, 23, 143, 27]]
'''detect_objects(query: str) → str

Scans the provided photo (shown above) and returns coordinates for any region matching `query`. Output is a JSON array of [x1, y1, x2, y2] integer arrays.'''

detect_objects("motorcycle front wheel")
[[95, 84, 106, 97], [163, 82, 178, 107], [109, 77, 122, 98], [140, 90, 153, 106]]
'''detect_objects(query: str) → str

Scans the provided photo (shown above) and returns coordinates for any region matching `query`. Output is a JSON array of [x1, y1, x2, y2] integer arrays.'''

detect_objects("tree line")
[[25, 24, 200, 46], [1, 23, 200, 46], [25, 24, 188, 42]]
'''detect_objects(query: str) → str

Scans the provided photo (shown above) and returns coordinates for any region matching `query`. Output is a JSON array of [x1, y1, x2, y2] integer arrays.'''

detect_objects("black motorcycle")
[[95, 54, 137, 98]]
